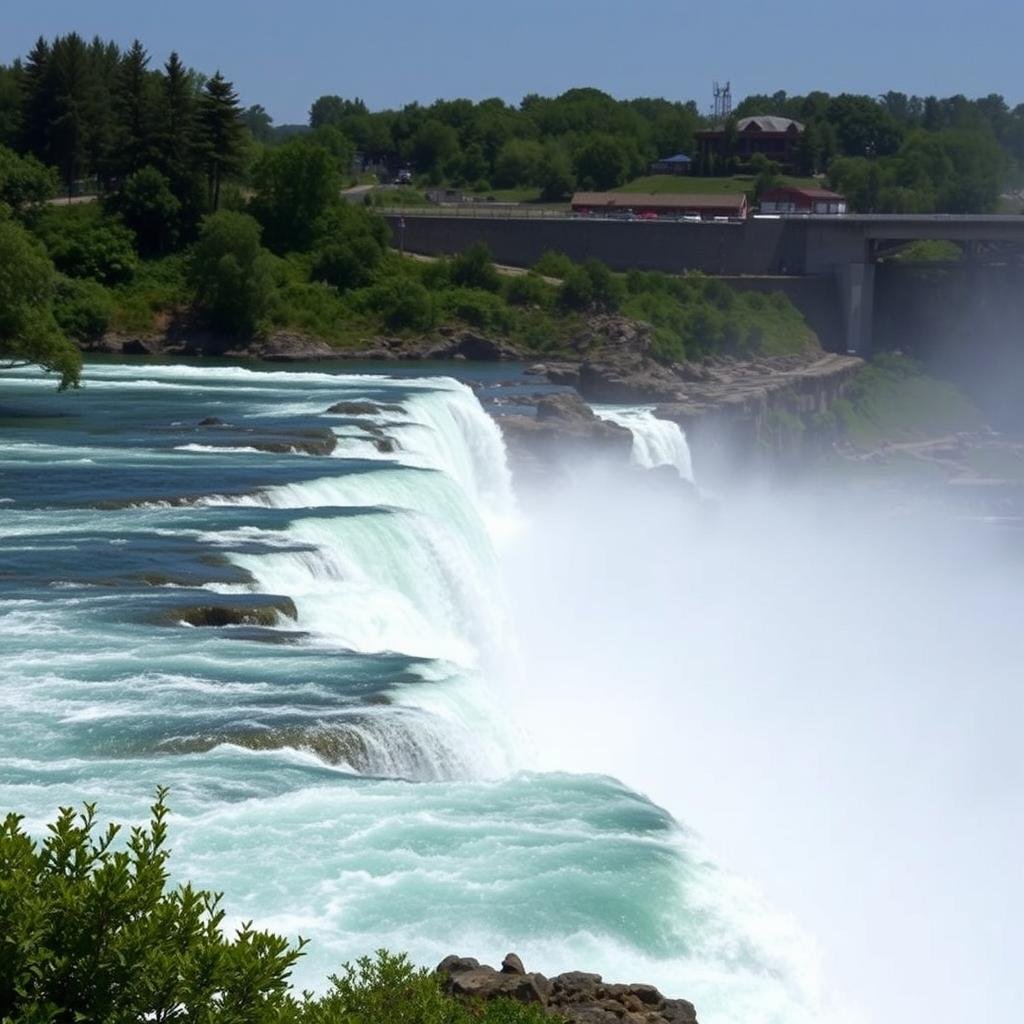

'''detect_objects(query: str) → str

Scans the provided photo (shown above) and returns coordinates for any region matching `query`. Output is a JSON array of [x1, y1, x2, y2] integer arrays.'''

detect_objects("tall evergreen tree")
[[114, 40, 157, 176], [48, 33, 99, 194], [18, 37, 52, 160], [197, 72, 244, 210]]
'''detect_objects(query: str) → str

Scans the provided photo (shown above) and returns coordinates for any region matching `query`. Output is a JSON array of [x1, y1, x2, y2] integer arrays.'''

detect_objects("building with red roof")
[[759, 186, 848, 215]]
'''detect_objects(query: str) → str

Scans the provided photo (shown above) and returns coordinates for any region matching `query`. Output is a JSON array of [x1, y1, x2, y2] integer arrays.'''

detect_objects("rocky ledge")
[[438, 954, 698, 1024]]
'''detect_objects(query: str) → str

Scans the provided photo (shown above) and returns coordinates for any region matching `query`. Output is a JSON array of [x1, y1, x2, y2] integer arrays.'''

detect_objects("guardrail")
[[376, 205, 749, 225]]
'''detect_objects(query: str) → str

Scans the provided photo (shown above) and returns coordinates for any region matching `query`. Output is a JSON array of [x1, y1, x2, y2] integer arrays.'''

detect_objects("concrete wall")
[[386, 214, 803, 275]]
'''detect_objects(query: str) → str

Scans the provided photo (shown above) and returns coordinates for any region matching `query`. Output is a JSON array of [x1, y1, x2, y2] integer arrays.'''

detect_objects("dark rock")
[[501, 953, 526, 975], [546, 364, 581, 387], [424, 331, 522, 362], [250, 333, 336, 361], [157, 596, 297, 629], [437, 956, 481, 977], [326, 401, 404, 416], [373, 437, 398, 453], [122, 338, 159, 355], [443, 968, 548, 1005], [628, 984, 663, 1006], [534, 391, 600, 423], [198, 416, 226, 427]]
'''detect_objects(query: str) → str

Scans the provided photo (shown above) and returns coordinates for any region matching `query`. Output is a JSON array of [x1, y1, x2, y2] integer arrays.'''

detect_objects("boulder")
[[326, 401, 404, 416], [198, 416, 226, 427], [158, 596, 297, 629], [501, 953, 526, 975]]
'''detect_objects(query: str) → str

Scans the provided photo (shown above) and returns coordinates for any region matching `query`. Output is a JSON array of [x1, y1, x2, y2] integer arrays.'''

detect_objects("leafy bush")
[[53, 275, 115, 340], [32, 205, 138, 285], [0, 790, 304, 1023], [449, 243, 501, 292], [532, 250, 572, 278], [504, 273, 552, 308], [357, 276, 436, 332], [558, 259, 621, 311], [437, 287, 513, 331], [311, 235, 384, 292], [0, 145, 58, 208]]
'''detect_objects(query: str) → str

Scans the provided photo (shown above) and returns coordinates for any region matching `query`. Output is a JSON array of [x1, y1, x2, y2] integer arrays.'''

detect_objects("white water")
[[593, 405, 694, 480]]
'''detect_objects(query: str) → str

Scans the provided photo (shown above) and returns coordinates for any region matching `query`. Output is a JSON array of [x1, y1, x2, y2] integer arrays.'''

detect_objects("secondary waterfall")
[[592, 405, 694, 480]]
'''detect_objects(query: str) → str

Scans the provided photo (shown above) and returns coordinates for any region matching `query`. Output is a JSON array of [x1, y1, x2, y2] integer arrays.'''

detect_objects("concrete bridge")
[[383, 211, 1024, 355]]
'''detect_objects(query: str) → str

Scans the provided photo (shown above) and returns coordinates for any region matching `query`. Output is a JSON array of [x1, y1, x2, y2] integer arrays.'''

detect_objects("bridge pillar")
[[836, 262, 875, 356]]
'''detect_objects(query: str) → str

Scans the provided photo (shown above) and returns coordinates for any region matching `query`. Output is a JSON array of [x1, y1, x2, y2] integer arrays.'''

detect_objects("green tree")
[[251, 139, 342, 253], [47, 32, 100, 194], [113, 39, 158, 175], [0, 216, 81, 388], [536, 145, 575, 200], [410, 120, 459, 178], [0, 145, 58, 207], [197, 72, 245, 210], [573, 134, 629, 190], [33, 204, 138, 284], [110, 165, 182, 254], [493, 138, 543, 188], [189, 210, 276, 333], [243, 103, 274, 143]]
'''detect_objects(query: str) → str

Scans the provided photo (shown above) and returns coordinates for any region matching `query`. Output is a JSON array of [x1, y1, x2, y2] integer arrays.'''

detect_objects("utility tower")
[[712, 81, 733, 124]]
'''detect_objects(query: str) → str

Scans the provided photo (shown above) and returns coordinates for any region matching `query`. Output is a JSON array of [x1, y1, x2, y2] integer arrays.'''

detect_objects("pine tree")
[[48, 33, 99, 194], [197, 72, 244, 210], [114, 40, 156, 176], [18, 37, 52, 160]]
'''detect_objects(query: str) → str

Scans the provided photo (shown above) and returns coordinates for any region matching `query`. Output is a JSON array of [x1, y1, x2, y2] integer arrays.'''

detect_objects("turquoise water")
[[0, 362, 820, 1024]]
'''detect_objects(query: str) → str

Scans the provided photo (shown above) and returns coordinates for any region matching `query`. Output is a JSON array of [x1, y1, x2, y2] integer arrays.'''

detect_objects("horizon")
[[2, 0, 1022, 124]]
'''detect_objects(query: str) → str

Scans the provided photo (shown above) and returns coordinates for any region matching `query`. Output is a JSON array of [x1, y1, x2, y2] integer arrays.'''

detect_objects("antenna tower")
[[712, 81, 733, 123]]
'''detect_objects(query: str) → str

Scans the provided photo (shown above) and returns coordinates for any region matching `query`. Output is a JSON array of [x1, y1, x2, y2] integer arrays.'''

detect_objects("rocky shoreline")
[[437, 953, 698, 1024]]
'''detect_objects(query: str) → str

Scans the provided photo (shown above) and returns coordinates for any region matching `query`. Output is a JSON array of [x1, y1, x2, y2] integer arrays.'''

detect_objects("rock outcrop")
[[437, 955, 698, 1024], [157, 596, 298, 628], [497, 391, 633, 483]]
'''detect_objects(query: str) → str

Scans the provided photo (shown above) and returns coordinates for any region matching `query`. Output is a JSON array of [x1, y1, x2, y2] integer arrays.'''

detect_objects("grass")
[[615, 174, 821, 196], [832, 354, 983, 447]]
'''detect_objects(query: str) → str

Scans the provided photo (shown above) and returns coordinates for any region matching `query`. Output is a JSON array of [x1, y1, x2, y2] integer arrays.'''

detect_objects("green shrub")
[[311, 234, 383, 292], [357, 276, 436, 332], [108, 166, 182, 256], [53, 275, 115, 340], [449, 243, 501, 292], [438, 287, 513, 331], [33, 205, 138, 285], [558, 259, 621, 312], [0, 790, 305, 1024], [504, 272, 552, 308], [532, 250, 572, 278]]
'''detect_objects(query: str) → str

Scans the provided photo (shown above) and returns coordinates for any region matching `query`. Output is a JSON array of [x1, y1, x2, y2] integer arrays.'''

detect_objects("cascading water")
[[592, 405, 694, 480], [0, 361, 826, 1024]]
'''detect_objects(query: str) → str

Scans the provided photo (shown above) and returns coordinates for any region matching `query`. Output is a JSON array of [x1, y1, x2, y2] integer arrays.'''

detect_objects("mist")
[[501, 465, 1024, 1024]]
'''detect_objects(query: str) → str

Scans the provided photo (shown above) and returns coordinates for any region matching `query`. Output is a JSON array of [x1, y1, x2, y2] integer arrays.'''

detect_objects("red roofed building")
[[759, 186, 848, 215]]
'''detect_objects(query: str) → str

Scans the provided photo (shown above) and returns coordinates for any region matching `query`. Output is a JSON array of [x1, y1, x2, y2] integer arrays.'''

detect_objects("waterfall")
[[592, 405, 694, 481]]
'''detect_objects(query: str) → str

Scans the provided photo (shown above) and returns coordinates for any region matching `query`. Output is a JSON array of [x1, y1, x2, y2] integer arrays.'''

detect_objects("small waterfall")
[[592, 406, 694, 481]]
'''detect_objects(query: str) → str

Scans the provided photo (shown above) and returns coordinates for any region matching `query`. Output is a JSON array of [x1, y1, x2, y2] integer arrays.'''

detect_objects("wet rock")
[[157, 596, 297, 629], [423, 331, 522, 361], [373, 437, 398, 453], [326, 401, 405, 416], [198, 416, 226, 427]]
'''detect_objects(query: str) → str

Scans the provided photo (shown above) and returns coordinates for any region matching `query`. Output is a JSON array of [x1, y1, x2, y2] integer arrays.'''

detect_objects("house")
[[695, 115, 804, 173], [759, 186, 847, 215], [571, 192, 748, 220], [648, 153, 692, 176]]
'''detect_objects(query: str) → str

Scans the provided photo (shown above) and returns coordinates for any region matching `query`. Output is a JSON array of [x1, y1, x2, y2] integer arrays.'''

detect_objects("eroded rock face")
[[436, 955, 698, 1024]]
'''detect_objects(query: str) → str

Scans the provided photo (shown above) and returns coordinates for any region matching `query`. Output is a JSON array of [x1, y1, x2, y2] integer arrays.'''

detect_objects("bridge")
[[382, 210, 1024, 355]]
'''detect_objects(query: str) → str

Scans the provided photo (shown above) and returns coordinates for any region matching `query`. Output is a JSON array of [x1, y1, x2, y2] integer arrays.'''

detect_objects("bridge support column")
[[835, 262, 875, 357]]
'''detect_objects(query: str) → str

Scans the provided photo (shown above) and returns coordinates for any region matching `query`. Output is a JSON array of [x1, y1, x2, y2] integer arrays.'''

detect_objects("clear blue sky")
[[3, 0, 1021, 124]]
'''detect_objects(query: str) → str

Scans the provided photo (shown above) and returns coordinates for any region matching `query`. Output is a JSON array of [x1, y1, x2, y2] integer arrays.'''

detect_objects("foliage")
[[31, 204, 138, 285], [0, 789, 306, 1024], [558, 259, 623, 311], [53, 274, 116, 339], [189, 210, 276, 334], [504, 272, 552, 307], [437, 287, 513, 332], [355, 276, 436, 332], [0, 145, 58, 208], [532, 250, 573, 278], [449, 243, 501, 292], [251, 139, 343, 253], [0, 215, 81, 387], [109, 165, 182, 255], [832, 353, 983, 444]]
